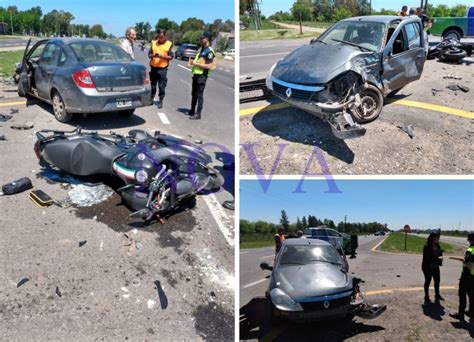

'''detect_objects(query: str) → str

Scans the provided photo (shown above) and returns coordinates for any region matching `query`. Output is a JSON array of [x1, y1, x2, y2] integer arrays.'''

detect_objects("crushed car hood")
[[272, 44, 376, 84], [273, 262, 352, 299]]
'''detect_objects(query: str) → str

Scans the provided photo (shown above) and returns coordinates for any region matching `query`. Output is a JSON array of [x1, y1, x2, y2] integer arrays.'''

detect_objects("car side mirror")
[[260, 262, 273, 271]]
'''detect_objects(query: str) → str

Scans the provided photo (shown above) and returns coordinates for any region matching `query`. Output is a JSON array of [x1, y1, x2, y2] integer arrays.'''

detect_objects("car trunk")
[[81, 62, 145, 92]]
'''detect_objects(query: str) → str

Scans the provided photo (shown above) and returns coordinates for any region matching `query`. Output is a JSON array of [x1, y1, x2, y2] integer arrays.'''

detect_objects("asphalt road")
[[240, 235, 473, 341], [413, 234, 470, 247], [0, 47, 235, 340]]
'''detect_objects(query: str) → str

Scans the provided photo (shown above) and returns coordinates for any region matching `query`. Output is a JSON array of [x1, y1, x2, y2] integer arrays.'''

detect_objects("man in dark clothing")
[[188, 31, 216, 120], [450, 233, 474, 321], [350, 234, 359, 259]]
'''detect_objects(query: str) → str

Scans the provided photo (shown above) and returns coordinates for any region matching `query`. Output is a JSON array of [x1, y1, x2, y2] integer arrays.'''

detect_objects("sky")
[[240, 180, 474, 231], [258, 0, 474, 17], [9, 0, 235, 36]]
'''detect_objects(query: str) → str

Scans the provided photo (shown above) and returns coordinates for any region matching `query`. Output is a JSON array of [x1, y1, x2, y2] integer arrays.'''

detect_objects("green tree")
[[240, 220, 255, 235], [302, 216, 308, 228], [155, 18, 179, 32], [89, 24, 106, 38], [255, 220, 270, 235], [181, 30, 201, 44], [135, 21, 152, 40], [333, 6, 352, 21], [292, 2, 312, 34], [181, 17, 205, 32], [296, 217, 304, 230], [280, 210, 290, 231]]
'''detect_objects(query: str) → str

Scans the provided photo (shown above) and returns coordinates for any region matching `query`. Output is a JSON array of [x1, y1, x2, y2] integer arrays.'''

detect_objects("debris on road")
[[78, 240, 87, 247], [10, 122, 34, 130], [1, 177, 33, 195], [10, 109, 19, 114], [222, 200, 235, 211], [147, 299, 156, 309], [431, 88, 443, 96], [16, 277, 29, 288], [0, 114, 13, 122], [446, 84, 470, 93], [68, 184, 113, 207], [443, 74, 462, 80], [154, 280, 168, 309], [55, 286, 62, 297], [0, 135, 6, 141], [397, 125, 415, 139]]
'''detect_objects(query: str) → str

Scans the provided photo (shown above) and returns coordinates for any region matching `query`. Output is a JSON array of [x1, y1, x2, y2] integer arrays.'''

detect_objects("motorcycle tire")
[[441, 50, 467, 63]]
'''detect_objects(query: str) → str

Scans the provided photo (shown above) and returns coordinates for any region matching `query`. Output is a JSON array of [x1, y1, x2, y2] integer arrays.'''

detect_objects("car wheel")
[[18, 81, 26, 97], [52, 91, 72, 123], [443, 29, 461, 41], [350, 85, 383, 123], [443, 49, 467, 63], [119, 109, 135, 117]]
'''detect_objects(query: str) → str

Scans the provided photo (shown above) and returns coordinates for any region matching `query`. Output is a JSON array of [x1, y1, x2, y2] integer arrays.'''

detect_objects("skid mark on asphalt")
[[202, 193, 234, 247], [157, 112, 170, 125]]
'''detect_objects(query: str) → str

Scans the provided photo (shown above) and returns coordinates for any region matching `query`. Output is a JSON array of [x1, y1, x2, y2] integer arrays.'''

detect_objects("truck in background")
[[430, 6, 474, 40]]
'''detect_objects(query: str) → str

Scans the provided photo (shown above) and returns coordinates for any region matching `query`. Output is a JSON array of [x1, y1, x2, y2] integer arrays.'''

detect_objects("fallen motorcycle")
[[34, 127, 224, 222], [427, 37, 472, 62]]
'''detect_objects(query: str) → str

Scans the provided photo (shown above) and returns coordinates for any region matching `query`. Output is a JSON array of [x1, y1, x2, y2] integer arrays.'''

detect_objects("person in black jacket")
[[422, 232, 444, 302]]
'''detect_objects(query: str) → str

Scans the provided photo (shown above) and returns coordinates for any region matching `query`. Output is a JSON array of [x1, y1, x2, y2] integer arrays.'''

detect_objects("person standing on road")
[[421, 233, 444, 302], [148, 29, 173, 108], [350, 234, 359, 259], [398, 6, 408, 17], [274, 228, 286, 254], [187, 31, 217, 120], [449, 233, 474, 321], [121, 27, 137, 59]]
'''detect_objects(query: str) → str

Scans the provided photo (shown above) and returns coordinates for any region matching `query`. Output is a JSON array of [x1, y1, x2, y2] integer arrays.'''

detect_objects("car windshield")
[[317, 21, 385, 52], [279, 245, 343, 266], [69, 41, 132, 62]]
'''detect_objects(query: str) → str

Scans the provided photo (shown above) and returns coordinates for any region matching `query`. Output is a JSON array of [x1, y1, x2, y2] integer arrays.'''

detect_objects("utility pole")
[[344, 215, 347, 233]]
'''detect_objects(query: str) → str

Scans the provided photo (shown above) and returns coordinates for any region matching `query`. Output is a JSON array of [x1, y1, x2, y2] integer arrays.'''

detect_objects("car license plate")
[[116, 99, 132, 108]]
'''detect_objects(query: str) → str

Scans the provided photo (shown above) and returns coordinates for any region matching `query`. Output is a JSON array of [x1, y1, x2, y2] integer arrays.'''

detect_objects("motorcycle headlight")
[[265, 62, 278, 91], [270, 288, 303, 311], [135, 169, 148, 183]]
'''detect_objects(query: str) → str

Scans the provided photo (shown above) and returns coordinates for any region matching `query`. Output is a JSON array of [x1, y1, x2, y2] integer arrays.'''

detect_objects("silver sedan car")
[[16, 38, 151, 122]]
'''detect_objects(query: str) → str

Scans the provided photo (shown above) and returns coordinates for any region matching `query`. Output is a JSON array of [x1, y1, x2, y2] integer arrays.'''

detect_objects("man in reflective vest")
[[450, 232, 474, 321], [187, 31, 217, 120], [148, 29, 173, 108]]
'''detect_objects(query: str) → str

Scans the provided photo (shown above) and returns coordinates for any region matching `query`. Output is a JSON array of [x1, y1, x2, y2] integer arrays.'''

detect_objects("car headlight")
[[270, 288, 303, 311], [265, 62, 278, 91], [135, 169, 148, 183]]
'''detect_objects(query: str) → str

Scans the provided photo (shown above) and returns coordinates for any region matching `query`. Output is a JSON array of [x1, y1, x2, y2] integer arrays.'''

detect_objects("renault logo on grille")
[[323, 300, 330, 309], [120, 67, 126, 74], [285, 87, 292, 98]]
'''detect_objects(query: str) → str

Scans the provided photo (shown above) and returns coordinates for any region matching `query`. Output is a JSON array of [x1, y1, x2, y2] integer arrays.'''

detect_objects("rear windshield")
[[69, 41, 132, 62], [184, 44, 198, 50]]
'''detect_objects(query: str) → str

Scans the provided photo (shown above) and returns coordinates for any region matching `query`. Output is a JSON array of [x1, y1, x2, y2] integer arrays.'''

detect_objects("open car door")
[[381, 19, 426, 95], [17, 38, 32, 97]]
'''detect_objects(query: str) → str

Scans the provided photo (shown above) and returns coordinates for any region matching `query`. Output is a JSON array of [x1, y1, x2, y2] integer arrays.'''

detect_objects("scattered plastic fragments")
[[397, 125, 415, 139], [79, 240, 87, 247], [10, 121, 34, 130], [154, 280, 168, 309], [0, 135, 6, 141], [55, 286, 62, 297], [447, 84, 470, 93], [17, 277, 29, 288], [443, 74, 462, 80], [68, 184, 113, 207], [0, 114, 12, 122]]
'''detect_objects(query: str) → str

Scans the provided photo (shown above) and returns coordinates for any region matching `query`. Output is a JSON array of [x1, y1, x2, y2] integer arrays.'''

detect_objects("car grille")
[[299, 295, 351, 312], [273, 82, 318, 101]]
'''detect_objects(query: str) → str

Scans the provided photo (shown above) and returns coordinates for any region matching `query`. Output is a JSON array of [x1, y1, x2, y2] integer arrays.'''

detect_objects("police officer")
[[188, 31, 217, 120], [449, 232, 474, 321], [148, 29, 173, 108]]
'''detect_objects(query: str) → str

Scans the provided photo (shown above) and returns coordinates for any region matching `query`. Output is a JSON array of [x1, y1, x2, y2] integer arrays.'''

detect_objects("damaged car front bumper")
[[267, 76, 366, 139]]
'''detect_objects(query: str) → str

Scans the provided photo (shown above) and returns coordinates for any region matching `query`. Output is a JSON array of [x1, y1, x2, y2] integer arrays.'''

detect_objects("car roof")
[[282, 238, 332, 247], [48, 37, 114, 45], [340, 15, 420, 24]]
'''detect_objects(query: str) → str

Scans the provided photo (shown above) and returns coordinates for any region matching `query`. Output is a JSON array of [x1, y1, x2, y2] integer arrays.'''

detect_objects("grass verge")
[[379, 232, 464, 255], [240, 240, 274, 249], [0, 50, 23, 78], [281, 21, 332, 29], [240, 29, 317, 41]]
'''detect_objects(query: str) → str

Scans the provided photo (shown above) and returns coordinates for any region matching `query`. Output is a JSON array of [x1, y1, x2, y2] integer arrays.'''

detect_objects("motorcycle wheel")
[[442, 49, 467, 63]]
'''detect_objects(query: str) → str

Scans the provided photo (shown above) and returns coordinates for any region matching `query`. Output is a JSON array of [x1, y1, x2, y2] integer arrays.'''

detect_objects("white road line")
[[260, 254, 274, 259], [243, 278, 267, 288], [157, 112, 170, 125], [180, 79, 191, 88], [225, 69, 231, 72], [177, 64, 191, 71], [203, 193, 234, 247], [241, 52, 289, 58]]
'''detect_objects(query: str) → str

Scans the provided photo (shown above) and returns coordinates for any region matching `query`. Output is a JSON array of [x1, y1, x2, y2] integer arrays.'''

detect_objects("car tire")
[[350, 85, 383, 123], [119, 109, 135, 117], [443, 29, 461, 41], [18, 81, 26, 97], [443, 49, 467, 63], [52, 91, 72, 123]]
